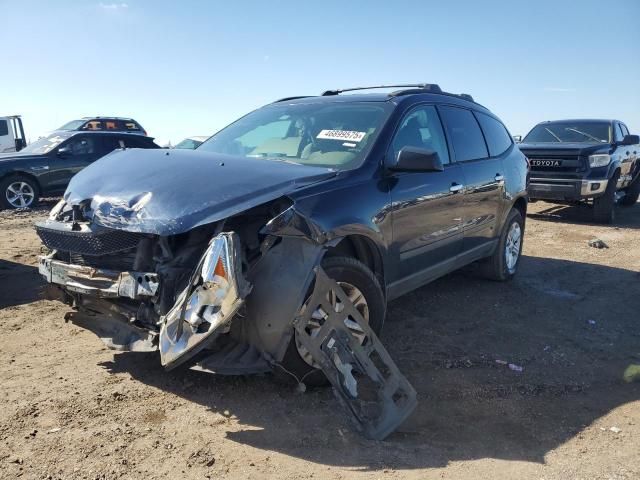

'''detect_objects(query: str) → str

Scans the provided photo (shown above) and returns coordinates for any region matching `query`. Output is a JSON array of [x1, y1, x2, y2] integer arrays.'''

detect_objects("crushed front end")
[[36, 197, 417, 440]]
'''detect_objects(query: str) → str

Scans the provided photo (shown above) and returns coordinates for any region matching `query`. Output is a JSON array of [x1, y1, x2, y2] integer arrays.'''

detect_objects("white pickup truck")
[[0, 116, 27, 153]]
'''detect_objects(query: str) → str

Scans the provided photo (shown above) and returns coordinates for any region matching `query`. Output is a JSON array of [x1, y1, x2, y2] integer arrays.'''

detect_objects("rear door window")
[[123, 136, 154, 148], [99, 136, 126, 154], [0, 120, 8, 136], [104, 120, 121, 131], [438, 106, 488, 162], [475, 112, 513, 157]]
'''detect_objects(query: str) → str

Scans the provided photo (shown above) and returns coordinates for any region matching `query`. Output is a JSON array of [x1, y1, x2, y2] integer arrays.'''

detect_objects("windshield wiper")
[[565, 128, 601, 142], [544, 127, 562, 142]]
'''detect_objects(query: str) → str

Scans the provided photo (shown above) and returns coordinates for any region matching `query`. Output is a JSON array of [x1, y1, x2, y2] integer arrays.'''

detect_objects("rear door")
[[97, 135, 126, 159], [439, 106, 506, 252], [388, 104, 465, 292]]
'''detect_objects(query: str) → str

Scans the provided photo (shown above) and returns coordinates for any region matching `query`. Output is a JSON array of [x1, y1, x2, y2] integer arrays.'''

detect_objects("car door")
[[45, 135, 100, 191], [439, 106, 505, 252], [387, 104, 465, 292]]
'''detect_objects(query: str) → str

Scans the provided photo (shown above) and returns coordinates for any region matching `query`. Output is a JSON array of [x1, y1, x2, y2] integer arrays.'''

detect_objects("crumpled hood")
[[62, 148, 336, 235]]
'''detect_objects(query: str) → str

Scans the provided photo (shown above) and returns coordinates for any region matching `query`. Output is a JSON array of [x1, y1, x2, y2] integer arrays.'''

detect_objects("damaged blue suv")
[[36, 84, 528, 439]]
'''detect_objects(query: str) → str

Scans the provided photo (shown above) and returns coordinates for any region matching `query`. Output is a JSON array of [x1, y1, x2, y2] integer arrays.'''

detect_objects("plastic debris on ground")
[[588, 238, 609, 249]]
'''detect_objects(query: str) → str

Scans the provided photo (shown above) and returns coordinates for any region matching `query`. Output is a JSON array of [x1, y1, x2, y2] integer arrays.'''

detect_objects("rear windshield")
[[198, 102, 392, 170], [524, 122, 611, 143]]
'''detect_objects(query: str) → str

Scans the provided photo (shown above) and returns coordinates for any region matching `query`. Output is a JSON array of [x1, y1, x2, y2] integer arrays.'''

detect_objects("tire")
[[620, 174, 640, 206], [593, 171, 619, 223], [0, 175, 40, 210], [277, 256, 386, 387], [480, 208, 524, 281]]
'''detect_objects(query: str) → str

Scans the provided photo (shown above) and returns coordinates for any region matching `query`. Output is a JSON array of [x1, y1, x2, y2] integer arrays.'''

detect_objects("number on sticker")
[[317, 130, 366, 142]]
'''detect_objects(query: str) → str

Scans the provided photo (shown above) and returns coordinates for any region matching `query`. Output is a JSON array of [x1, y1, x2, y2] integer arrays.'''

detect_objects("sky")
[[1, 0, 639, 146]]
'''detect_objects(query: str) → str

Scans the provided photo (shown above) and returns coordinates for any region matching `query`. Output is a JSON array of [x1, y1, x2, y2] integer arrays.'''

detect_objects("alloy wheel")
[[505, 221, 522, 274], [6, 181, 35, 209]]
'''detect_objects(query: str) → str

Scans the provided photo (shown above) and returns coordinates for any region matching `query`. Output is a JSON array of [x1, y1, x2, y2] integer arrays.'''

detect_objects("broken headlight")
[[159, 232, 251, 369]]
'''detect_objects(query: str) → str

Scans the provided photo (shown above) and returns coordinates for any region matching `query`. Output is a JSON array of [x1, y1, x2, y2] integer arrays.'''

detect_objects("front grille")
[[528, 154, 584, 173], [523, 150, 585, 173], [69, 251, 137, 271], [36, 225, 143, 256]]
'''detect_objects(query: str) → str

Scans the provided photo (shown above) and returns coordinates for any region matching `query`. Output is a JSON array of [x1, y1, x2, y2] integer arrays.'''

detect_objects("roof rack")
[[321, 84, 442, 96], [273, 96, 312, 103]]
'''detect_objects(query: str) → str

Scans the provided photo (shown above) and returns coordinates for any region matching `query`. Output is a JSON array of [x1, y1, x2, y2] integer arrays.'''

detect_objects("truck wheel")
[[593, 171, 619, 223], [620, 174, 640, 206], [0, 175, 40, 210], [480, 208, 524, 282], [277, 256, 386, 387]]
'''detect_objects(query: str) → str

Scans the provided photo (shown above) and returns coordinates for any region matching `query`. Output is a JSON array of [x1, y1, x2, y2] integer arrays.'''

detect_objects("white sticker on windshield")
[[317, 129, 366, 142]]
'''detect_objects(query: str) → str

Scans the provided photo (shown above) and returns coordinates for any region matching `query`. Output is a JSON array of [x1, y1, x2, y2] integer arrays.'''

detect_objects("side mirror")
[[512, 135, 522, 143], [389, 147, 444, 172], [620, 134, 640, 146], [57, 146, 72, 157]]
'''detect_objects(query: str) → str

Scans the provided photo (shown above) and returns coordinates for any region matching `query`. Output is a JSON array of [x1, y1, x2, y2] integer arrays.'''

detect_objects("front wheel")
[[593, 171, 619, 223], [277, 256, 386, 387], [0, 175, 40, 210], [480, 208, 524, 281]]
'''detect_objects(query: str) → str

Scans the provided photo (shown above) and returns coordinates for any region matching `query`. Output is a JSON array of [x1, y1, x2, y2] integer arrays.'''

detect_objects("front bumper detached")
[[528, 177, 608, 200], [38, 254, 159, 299]]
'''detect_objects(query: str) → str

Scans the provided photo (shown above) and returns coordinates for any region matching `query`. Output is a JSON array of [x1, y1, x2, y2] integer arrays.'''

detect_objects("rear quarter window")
[[438, 106, 488, 161], [475, 112, 512, 157], [123, 121, 142, 132]]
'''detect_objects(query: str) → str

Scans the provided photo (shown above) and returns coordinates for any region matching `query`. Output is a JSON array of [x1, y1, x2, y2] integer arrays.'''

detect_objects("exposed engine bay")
[[36, 195, 416, 440]]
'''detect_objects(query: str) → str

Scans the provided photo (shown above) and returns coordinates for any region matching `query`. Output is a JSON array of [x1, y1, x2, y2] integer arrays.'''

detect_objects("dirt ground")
[[1, 199, 639, 480]]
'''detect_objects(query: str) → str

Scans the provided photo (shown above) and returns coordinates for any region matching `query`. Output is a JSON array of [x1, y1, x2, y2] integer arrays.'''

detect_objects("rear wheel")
[[480, 208, 524, 281], [593, 171, 619, 223], [0, 175, 39, 210], [278, 256, 385, 387], [620, 174, 640, 206]]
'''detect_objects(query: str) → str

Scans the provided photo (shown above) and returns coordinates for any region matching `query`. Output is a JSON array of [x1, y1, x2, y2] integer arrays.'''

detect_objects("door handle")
[[494, 174, 504, 182], [29, 166, 49, 171], [449, 183, 464, 193]]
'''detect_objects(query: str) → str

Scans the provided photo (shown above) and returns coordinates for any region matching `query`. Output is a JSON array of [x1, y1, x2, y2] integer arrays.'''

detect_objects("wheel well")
[[0, 171, 42, 193], [326, 235, 385, 285], [513, 196, 527, 219]]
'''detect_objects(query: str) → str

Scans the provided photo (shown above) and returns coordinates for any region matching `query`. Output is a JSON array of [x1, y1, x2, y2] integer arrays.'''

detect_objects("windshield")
[[20, 133, 72, 154], [524, 122, 611, 143], [197, 102, 392, 170], [58, 119, 86, 131]]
